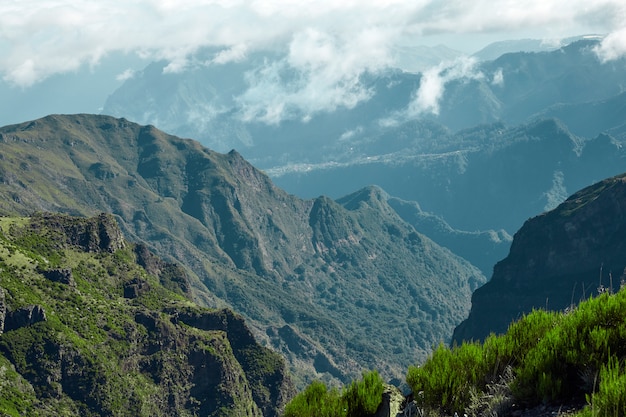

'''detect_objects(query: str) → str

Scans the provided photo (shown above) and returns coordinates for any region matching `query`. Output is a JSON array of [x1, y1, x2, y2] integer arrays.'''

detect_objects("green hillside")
[[0, 213, 293, 417]]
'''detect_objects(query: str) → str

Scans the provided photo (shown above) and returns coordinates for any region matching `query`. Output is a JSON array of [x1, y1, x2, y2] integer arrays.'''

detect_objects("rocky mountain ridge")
[[0, 114, 485, 386]]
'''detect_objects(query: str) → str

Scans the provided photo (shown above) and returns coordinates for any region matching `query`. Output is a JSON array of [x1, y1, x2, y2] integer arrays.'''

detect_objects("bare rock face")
[[42, 268, 75, 286], [133, 243, 192, 297], [454, 173, 626, 343], [29, 212, 125, 253], [172, 308, 297, 417], [4, 305, 47, 332], [373, 384, 405, 417], [123, 277, 151, 299]]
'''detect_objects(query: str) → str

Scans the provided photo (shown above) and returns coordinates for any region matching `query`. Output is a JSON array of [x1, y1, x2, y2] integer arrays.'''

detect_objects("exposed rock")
[[30, 212, 125, 253], [172, 308, 296, 417], [134, 243, 191, 297], [4, 305, 47, 332], [123, 277, 151, 299], [88, 162, 118, 180], [374, 384, 405, 417], [41, 268, 75, 286]]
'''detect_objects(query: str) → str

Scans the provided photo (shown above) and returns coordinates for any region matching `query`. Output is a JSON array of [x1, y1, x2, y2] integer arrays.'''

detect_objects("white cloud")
[[594, 28, 626, 61], [1, 0, 625, 88], [236, 27, 393, 124], [212, 44, 248, 65], [115, 68, 135, 81], [1, 0, 625, 126], [492, 68, 504, 86], [407, 57, 482, 116]]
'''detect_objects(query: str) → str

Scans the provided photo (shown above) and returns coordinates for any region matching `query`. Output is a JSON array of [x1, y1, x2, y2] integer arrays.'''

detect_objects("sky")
[[1, 0, 625, 126]]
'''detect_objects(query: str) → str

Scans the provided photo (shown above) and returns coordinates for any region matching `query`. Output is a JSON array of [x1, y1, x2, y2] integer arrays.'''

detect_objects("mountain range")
[[102, 38, 625, 166], [0, 114, 485, 387], [101, 38, 626, 277], [2, 33, 626, 415]]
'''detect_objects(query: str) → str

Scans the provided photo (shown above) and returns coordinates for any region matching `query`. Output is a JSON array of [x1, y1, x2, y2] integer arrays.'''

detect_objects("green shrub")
[[283, 370, 384, 417], [283, 380, 345, 417], [581, 356, 626, 417], [342, 370, 384, 417], [514, 291, 626, 403], [406, 342, 485, 414], [406, 290, 626, 415]]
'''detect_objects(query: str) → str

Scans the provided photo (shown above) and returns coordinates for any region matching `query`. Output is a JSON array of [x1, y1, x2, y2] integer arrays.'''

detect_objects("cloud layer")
[[2, 0, 625, 88], [1, 1, 625, 127]]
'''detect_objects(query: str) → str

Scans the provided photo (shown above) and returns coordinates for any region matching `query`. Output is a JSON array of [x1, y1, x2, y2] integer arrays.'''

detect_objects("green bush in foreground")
[[578, 356, 626, 417], [406, 289, 626, 416], [285, 290, 626, 417], [283, 370, 383, 417], [283, 381, 345, 417], [342, 369, 385, 417]]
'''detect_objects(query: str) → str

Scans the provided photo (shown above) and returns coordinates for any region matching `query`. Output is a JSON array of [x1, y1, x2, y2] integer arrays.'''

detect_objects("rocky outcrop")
[[41, 268, 75, 286], [123, 277, 151, 299], [373, 385, 405, 417], [134, 243, 192, 297], [454, 173, 626, 343], [172, 308, 296, 417], [30, 212, 125, 253], [3, 305, 47, 332]]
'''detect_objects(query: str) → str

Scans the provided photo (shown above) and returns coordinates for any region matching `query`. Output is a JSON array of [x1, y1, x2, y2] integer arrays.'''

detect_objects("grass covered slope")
[[0, 213, 293, 417], [284, 288, 626, 416], [406, 287, 626, 416]]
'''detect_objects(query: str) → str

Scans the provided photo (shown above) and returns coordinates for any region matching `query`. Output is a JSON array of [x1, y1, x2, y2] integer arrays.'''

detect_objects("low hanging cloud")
[[1, 0, 625, 126], [407, 57, 483, 117], [236, 28, 393, 124], [594, 28, 626, 61]]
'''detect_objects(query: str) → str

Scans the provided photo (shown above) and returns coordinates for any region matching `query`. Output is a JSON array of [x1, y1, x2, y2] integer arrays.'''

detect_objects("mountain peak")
[[335, 185, 390, 211]]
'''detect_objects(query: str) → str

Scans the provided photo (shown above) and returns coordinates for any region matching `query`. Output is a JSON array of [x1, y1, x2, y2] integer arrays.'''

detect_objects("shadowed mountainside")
[[453, 172, 626, 343]]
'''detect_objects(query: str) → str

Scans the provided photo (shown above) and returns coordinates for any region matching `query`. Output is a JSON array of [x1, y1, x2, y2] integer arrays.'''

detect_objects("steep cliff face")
[[453, 173, 626, 343], [0, 114, 485, 385], [0, 213, 293, 416]]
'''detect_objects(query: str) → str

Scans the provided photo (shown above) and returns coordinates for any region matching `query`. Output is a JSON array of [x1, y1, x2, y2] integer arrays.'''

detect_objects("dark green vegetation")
[[454, 173, 626, 343], [0, 114, 485, 386], [283, 370, 384, 417], [407, 288, 626, 416], [0, 213, 293, 416]]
